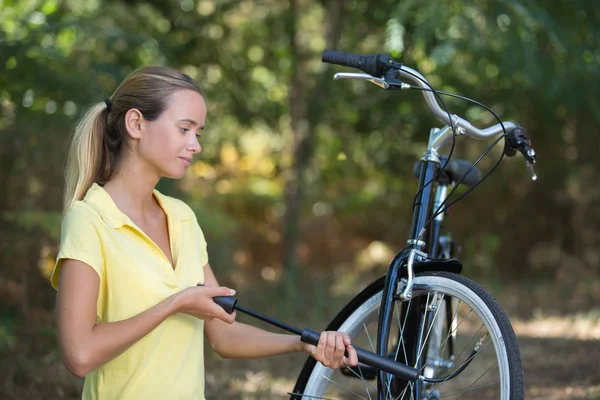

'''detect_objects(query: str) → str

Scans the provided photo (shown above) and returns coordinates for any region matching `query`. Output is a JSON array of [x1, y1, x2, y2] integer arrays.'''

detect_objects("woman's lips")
[[179, 157, 192, 166]]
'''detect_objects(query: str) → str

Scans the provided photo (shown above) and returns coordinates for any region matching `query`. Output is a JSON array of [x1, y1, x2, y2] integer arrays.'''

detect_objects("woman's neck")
[[103, 159, 161, 221]]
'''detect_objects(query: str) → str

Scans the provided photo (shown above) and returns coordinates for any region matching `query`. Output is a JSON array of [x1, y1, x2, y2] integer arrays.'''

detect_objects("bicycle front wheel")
[[292, 272, 523, 400]]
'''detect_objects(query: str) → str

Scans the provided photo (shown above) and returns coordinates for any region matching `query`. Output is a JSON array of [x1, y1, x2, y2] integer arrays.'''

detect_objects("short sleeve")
[[51, 207, 104, 290]]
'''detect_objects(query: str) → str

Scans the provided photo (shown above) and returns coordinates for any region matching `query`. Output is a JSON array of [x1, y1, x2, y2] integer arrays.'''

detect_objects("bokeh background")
[[1, 0, 599, 399]]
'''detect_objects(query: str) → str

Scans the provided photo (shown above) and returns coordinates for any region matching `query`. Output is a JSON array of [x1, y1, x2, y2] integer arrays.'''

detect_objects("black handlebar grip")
[[322, 50, 382, 77], [300, 328, 419, 382], [213, 296, 237, 314], [322, 49, 362, 69]]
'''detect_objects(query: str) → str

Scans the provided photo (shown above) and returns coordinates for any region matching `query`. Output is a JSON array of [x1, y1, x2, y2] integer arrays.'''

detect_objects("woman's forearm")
[[208, 321, 304, 359], [62, 295, 179, 377]]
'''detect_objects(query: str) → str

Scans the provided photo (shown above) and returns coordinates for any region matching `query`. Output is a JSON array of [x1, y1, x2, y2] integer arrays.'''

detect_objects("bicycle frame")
[[376, 139, 455, 398]]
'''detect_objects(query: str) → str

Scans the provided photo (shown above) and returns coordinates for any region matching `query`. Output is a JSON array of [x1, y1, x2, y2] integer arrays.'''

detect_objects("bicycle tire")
[[291, 272, 523, 400]]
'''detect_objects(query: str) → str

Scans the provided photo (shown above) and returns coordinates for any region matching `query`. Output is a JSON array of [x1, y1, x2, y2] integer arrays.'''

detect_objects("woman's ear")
[[124, 109, 145, 139]]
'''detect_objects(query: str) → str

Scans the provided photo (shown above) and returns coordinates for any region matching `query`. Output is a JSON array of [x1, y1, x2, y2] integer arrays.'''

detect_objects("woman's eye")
[[179, 127, 189, 134]]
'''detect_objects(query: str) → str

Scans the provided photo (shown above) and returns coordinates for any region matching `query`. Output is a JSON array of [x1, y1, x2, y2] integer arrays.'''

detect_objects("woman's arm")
[[56, 259, 235, 378], [203, 264, 358, 369]]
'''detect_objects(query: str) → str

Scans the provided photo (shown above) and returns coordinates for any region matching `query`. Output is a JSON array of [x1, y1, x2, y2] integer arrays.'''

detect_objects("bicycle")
[[214, 49, 536, 399]]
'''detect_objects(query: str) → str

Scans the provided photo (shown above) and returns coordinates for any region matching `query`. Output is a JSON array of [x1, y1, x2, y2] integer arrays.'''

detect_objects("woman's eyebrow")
[[178, 118, 198, 125]]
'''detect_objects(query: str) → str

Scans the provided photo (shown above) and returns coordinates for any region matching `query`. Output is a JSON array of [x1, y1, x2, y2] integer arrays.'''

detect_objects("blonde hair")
[[63, 66, 203, 212]]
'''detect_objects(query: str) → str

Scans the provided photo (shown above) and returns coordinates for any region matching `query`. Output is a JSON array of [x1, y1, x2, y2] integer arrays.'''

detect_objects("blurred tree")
[[1, 1, 599, 397], [0, 0, 598, 336]]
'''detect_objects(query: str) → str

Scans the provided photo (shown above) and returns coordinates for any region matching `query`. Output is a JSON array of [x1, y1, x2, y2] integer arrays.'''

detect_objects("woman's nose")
[[189, 138, 201, 154]]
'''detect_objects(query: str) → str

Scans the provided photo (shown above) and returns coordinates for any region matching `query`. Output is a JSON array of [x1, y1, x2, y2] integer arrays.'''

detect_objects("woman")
[[52, 66, 358, 399]]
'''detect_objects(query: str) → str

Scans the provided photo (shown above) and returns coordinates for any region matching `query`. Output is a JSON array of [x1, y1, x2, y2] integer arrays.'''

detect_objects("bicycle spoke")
[[436, 298, 461, 368], [343, 363, 376, 398], [413, 292, 432, 368], [430, 338, 494, 394], [404, 381, 415, 400], [454, 361, 499, 399], [364, 322, 376, 353], [384, 371, 394, 400], [415, 293, 444, 366], [418, 306, 475, 375], [357, 324, 375, 399], [322, 376, 370, 400], [418, 298, 462, 375], [287, 392, 336, 400], [389, 297, 414, 400], [395, 297, 413, 367], [393, 384, 410, 400], [451, 323, 484, 367], [437, 380, 500, 399], [420, 301, 472, 372]]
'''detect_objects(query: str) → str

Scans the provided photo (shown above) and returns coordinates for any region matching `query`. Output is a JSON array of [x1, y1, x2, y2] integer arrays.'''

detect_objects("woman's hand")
[[174, 283, 237, 324], [303, 331, 359, 369]]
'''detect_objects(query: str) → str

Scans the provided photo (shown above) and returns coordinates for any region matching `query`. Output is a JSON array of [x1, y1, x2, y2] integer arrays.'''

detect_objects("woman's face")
[[137, 89, 206, 179]]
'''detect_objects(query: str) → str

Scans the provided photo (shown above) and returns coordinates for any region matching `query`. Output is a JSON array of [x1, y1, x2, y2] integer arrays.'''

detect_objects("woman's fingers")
[[325, 332, 336, 363], [314, 331, 357, 369], [317, 332, 327, 366], [345, 344, 358, 367], [206, 285, 236, 297], [196, 283, 236, 297], [334, 334, 345, 364], [178, 284, 237, 323], [220, 309, 236, 324]]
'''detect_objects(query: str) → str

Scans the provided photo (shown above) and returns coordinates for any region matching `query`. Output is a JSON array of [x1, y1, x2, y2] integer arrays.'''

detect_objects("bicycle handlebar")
[[397, 66, 516, 138], [322, 49, 538, 180], [322, 49, 513, 139]]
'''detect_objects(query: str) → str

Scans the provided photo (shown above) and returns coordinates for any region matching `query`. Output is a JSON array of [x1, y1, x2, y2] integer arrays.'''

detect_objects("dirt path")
[[515, 318, 600, 400], [1, 317, 599, 399], [202, 316, 600, 399]]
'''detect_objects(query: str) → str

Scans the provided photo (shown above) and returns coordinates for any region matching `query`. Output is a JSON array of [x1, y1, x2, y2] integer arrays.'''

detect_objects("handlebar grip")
[[322, 49, 381, 76], [322, 49, 362, 69], [300, 328, 419, 382]]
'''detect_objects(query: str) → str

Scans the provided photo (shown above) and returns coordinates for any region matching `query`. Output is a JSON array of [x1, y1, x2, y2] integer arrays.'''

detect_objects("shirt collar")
[[83, 183, 192, 229]]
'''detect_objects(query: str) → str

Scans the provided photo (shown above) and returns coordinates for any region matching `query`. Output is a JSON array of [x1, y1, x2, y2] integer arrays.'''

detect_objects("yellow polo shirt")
[[51, 183, 208, 399]]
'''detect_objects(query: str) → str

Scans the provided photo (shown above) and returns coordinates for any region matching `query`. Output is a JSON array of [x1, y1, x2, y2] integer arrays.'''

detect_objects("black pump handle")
[[213, 295, 237, 314], [206, 290, 419, 382], [300, 328, 419, 381]]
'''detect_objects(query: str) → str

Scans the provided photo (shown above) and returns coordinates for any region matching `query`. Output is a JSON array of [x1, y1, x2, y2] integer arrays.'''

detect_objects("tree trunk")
[[281, 0, 345, 307]]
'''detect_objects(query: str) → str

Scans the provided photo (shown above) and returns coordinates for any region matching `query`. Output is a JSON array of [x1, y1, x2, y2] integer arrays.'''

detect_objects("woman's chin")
[[162, 169, 187, 180]]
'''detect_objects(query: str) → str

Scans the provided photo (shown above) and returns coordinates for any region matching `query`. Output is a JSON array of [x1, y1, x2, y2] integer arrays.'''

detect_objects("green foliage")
[[2, 211, 62, 238], [0, 309, 17, 351], [0, 320, 16, 351], [0, 1, 598, 398], [0, 0, 598, 332]]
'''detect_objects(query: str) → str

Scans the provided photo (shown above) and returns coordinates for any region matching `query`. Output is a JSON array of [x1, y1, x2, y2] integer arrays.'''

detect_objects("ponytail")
[[63, 102, 109, 213]]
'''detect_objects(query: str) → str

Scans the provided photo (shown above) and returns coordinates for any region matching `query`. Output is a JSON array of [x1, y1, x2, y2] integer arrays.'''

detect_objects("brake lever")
[[333, 72, 410, 90], [505, 126, 538, 181], [525, 161, 538, 181], [334, 72, 389, 88], [522, 147, 537, 181]]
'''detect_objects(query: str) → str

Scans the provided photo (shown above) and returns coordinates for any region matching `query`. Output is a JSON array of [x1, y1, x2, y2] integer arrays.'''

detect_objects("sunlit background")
[[1, 0, 599, 398]]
